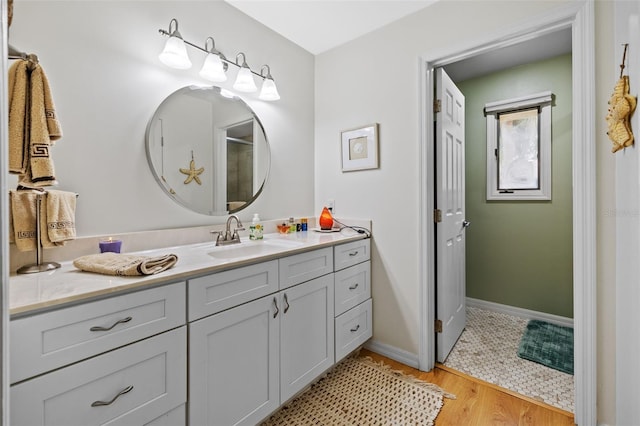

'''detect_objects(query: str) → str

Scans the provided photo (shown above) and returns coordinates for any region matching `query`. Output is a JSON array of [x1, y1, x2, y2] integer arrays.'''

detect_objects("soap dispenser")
[[249, 213, 263, 240]]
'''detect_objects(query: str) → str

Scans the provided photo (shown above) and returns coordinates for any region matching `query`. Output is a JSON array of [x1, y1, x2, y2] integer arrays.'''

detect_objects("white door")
[[435, 68, 468, 363]]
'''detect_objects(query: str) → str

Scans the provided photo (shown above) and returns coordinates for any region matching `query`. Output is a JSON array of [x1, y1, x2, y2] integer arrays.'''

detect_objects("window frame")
[[485, 91, 553, 200]]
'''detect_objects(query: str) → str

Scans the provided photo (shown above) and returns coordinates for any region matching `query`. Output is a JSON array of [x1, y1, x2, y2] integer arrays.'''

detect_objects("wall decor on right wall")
[[340, 123, 379, 172], [606, 43, 636, 153]]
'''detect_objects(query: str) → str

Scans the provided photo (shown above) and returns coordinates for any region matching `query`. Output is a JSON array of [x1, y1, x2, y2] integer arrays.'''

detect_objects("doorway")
[[434, 35, 574, 411], [418, 3, 596, 426]]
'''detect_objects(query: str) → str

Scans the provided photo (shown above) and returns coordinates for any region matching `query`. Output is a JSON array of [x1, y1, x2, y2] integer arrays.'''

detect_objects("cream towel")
[[10, 190, 39, 252], [19, 63, 60, 188], [8, 60, 29, 174], [73, 253, 179, 276], [46, 190, 76, 245]]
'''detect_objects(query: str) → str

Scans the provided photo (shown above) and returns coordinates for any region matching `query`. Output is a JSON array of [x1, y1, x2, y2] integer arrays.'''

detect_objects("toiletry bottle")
[[301, 218, 308, 231], [250, 214, 263, 240], [289, 217, 296, 233]]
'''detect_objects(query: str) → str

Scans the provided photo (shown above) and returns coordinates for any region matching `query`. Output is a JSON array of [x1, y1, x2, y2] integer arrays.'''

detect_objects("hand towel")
[[8, 60, 29, 174], [46, 190, 76, 245], [20, 63, 60, 188], [73, 253, 179, 276], [9, 190, 39, 252]]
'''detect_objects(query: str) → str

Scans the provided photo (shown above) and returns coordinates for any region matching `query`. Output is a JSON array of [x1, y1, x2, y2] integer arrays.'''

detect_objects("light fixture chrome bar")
[[158, 28, 268, 79]]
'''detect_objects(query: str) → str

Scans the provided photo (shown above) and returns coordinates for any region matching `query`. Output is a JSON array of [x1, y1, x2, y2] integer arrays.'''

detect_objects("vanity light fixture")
[[259, 65, 281, 101], [232, 52, 257, 93], [158, 18, 280, 101], [199, 37, 228, 82], [158, 18, 192, 70]]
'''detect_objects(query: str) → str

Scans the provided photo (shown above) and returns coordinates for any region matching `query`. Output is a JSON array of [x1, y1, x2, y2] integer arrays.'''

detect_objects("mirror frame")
[[145, 85, 271, 216]]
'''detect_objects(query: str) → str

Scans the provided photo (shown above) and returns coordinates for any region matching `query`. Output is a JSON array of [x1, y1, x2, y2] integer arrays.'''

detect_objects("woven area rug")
[[518, 319, 574, 375], [262, 355, 454, 426]]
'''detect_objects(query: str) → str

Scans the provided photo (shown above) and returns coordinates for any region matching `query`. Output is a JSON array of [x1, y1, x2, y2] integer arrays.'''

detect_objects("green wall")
[[459, 54, 573, 318]]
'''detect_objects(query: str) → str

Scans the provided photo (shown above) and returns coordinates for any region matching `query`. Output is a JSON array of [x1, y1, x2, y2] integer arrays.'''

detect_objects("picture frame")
[[341, 123, 379, 172]]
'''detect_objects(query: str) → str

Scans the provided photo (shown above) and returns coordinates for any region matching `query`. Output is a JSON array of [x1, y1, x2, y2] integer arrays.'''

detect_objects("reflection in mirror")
[[146, 86, 270, 216]]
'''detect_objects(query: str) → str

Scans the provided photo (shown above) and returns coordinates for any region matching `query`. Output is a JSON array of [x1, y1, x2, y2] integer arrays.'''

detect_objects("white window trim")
[[485, 91, 553, 200]]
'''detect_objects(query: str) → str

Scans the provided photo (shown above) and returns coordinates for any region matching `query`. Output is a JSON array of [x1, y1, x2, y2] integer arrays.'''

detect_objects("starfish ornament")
[[180, 157, 204, 185]]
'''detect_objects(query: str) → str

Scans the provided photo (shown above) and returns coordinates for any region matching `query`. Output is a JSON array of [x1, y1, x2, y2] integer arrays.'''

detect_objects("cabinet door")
[[11, 327, 186, 426], [189, 295, 279, 426], [280, 274, 335, 402]]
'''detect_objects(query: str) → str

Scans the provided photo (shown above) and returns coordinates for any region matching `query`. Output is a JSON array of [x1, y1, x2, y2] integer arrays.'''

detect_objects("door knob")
[[462, 220, 471, 228]]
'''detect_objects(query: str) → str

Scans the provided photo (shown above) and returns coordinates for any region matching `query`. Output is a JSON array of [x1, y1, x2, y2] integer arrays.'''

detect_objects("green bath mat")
[[517, 320, 574, 375]]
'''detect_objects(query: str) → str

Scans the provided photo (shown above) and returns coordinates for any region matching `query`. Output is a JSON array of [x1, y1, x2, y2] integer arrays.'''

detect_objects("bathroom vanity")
[[8, 231, 371, 426]]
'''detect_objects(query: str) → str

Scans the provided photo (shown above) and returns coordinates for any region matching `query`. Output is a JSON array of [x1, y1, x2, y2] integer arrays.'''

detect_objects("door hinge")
[[434, 209, 442, 223], [435, 319, 443, 333], [433, 99, 441, 113]]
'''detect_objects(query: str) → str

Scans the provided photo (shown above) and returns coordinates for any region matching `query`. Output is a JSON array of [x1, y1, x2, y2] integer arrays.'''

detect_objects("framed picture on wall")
[[341, 123, 379, 172]]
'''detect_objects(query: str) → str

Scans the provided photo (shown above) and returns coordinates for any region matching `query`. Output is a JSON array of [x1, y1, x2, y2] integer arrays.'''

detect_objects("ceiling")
[[224, 1, 572, 81], [443, 28, 572, 82], [224, 0, 438, 55]]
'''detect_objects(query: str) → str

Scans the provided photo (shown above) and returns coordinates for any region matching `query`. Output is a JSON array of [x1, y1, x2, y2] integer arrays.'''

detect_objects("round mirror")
[[146, 86, 270, 216]]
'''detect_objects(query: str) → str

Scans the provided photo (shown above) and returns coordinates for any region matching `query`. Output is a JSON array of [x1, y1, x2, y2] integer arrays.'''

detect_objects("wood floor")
[[360, 349, 575, 426]]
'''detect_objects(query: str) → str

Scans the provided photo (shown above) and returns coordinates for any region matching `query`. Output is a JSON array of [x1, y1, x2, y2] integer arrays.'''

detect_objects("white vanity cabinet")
[[188, 248, 335, 426], [10, 282, 188, 426], [8, 233, 371, 426], [333, 239, 372, 362]]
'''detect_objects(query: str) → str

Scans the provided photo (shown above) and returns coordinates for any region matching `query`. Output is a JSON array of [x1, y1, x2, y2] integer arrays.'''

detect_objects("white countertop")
[[10, 230, 368, 317]]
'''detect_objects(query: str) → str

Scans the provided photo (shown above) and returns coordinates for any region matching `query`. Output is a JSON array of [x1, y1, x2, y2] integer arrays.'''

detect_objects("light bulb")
[[159, 36, 192, 69], [233, 66, 257, 93], [259, 77, 280, 101], [199, 53, 227, 82]]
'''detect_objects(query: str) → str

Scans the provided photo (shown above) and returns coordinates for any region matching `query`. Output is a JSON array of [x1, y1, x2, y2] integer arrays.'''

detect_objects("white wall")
[[315, 0, 616, 424], [614, 2, 640, 424], [8, 1, 315, 237]]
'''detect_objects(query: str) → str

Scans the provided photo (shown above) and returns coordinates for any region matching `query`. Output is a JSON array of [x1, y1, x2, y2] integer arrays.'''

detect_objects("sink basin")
[[207, 238, 303, 260]]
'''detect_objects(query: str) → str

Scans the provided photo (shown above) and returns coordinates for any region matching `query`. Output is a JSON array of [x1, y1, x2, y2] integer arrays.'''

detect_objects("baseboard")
[[363, 340, 420, 369], [467, 297, 574, 328]]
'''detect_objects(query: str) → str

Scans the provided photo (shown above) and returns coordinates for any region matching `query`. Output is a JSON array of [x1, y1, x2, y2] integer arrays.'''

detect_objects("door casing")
[[418, 2, 596, 425]]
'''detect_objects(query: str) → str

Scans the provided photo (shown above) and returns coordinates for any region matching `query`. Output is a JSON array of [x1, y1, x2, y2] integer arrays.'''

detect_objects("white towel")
[[73, 253, 178, 276]]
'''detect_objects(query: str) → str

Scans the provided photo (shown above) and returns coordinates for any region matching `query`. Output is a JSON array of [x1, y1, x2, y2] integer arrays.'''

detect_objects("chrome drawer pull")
[[273, 297, 279, 318], [91, 385, 134, 407], [90, 316, 133, 332], [348, 283, 359, 290], [348, 251, 359, 257], [350, 324, 360, 332], [283, 293, 290, 314]]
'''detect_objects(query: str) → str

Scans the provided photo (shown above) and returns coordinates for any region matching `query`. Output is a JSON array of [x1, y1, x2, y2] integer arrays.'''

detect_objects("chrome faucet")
[[213, 215, 245, 246]]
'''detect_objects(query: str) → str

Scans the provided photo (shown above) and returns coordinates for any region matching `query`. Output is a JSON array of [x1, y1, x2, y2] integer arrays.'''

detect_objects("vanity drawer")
[[335, 299, 372, 362], [334, 239, 370, 271], [11, 326, 187, 426], [335, 261, 371, 316], [10, 282, 186, 384], [188, 260, 279, 321], [279, 247, 333, 289]]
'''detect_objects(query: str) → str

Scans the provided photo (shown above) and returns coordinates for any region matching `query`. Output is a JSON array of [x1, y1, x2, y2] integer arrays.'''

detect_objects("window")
[[485, 91, 553, 200]]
